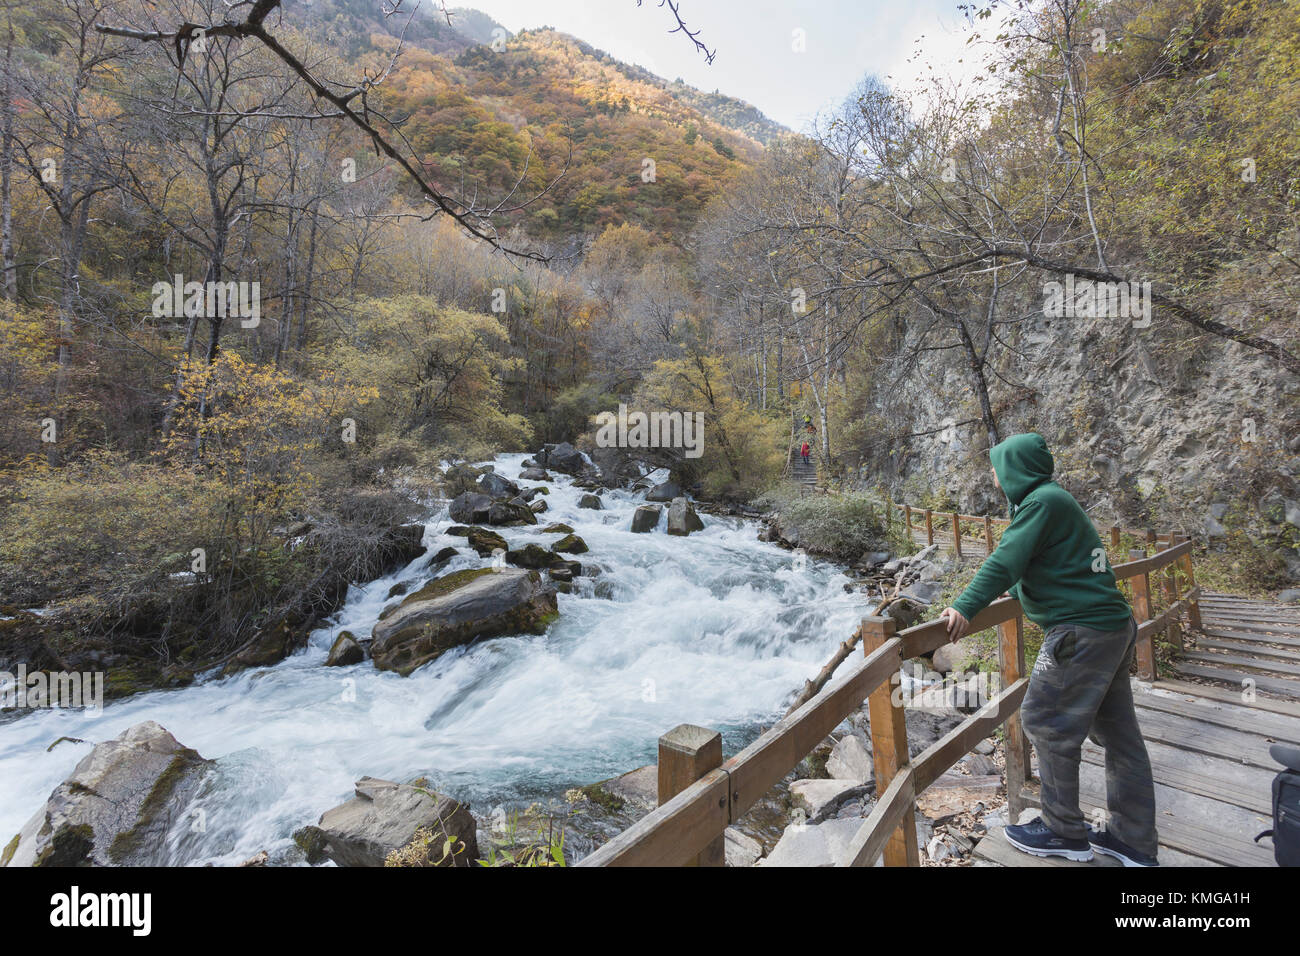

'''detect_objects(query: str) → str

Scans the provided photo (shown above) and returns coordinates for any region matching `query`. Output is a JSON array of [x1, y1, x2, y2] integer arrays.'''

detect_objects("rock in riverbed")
[[370, 568, 558, 675], [550, 533, 589, 554], [304, 777, 478, 867], [536, 442, 586, 475], [478, 472, 519, 498], [666, 497, 705, 536], [466, 527, 508, 557], [631, 504, 661, 533], [326, 631, 364, 666], [645, 481, 681, 503], [448, 491, 494, 524], [3, 721, 208, 867]]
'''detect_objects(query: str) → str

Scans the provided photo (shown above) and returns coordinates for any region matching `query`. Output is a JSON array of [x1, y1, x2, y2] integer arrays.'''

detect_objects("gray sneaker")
[[1086, 824, 1159, 867]]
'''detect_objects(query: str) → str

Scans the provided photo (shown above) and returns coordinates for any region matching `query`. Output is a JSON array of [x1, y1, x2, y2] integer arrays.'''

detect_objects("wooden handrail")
[[583, 503, 1205, 867], [1112, 539, 1192, 578], [578, 636, 904, 866], [581, 601, 1029, 868]]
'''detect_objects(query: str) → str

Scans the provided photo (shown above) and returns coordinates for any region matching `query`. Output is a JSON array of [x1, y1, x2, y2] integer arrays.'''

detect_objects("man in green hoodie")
[[938, 432, 1159, 866]]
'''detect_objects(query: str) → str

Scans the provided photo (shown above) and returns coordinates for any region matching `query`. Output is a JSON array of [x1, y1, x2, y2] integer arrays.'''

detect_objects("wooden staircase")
[[788, 447, 818, 488]]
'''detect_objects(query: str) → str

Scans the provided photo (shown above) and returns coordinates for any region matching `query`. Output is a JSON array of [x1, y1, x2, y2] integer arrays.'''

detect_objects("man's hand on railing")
[[939, 607, 969, 642]]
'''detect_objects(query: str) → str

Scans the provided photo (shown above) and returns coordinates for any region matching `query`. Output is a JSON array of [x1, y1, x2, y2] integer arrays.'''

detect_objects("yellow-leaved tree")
[[329, 295, 533, 461], [634, 353, 784, 500]]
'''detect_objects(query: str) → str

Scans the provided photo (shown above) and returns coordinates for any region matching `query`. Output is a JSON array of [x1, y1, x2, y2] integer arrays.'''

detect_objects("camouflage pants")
[[1021, 615, 1159, 857]]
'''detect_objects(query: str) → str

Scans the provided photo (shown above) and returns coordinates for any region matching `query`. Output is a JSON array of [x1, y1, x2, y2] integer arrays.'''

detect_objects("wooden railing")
[[893, 501, 1176, 559], [579, 511, 1202, 868]]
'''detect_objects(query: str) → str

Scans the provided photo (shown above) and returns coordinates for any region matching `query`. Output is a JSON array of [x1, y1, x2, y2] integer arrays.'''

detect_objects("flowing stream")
[[0, 453, 871, 864]]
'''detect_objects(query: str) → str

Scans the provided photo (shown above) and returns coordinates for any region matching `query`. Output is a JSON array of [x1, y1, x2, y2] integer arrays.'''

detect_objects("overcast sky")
[[449, 0, 989, 132]]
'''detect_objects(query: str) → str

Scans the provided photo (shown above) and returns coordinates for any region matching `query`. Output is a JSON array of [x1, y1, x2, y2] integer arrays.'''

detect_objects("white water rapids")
[[0, 453, 872, 864]]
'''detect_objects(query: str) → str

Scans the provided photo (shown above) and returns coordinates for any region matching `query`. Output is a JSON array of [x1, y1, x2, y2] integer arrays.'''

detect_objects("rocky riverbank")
[[3, 441, 773, 866]]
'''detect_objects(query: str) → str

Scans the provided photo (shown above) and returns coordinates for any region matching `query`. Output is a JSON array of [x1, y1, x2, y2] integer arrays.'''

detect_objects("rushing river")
[[0, 453, 870, 864]]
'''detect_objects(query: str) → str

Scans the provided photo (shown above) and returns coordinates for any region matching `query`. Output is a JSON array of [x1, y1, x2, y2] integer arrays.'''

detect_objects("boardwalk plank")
[[1081, 738, 1275, 815], [1151, 680, 1300, 718], [1166, 661, 1300, 700], [1179, 649, 1300, 679], [1133, 687, 1300, 744]]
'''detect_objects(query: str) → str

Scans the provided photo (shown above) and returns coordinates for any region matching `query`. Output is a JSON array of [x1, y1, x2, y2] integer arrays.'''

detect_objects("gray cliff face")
[[855, 310, 1299, 576]]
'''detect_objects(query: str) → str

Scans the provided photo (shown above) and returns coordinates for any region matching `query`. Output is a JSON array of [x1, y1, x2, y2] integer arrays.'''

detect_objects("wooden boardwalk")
[[976, 676, 1300, 866]]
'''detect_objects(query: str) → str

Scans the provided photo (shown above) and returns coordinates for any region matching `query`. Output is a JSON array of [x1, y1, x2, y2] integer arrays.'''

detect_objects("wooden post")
[[924, 509, 934, 546], [1129, 548, 1155, 681], [984, 516, 994, 554], [903, 504, 912, 535], [657, 724, 724, 866], [1178, 534, 1203, 631], [1145, 529, 1157, 552], [950, 513, 962, 558], [861, 615, 919, 866], [1162, 553, 1184, 652], [1109, 526, 1120, 557], [997, 610, 1028, 820]]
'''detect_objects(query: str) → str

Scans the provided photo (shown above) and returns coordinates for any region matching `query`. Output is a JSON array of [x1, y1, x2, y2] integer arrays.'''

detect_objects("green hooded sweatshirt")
[[951, 433, 1132, 632]]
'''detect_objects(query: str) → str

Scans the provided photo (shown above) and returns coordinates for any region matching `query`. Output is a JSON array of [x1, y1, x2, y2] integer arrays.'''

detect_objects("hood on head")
[[990, 432, 1054, 506]]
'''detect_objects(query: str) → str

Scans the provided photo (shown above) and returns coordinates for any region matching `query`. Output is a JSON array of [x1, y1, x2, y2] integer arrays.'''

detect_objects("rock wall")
[[852, 309, 1300, 581]]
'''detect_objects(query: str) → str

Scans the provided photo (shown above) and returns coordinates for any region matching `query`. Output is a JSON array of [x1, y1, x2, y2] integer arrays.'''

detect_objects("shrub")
[[771, 491, 888, 561]]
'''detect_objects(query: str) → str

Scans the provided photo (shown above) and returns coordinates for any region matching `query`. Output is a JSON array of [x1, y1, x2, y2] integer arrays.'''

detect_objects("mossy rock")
[[550, 534, 589, 555], [293, 825, 329, 865], [326, 631, 365, 667], [107, 749, 206, 864], [542, 523, 573, 534], [2, 832, 22, 867], [370, 569, 558, 676], [466, 527, 508, 557], [577, 783, 624, 813], [396, 568, 498, 606], [506, 544, 562, 570]]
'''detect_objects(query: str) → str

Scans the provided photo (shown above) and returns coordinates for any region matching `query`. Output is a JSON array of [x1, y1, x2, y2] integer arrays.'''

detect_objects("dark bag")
[[1256, 743, 1300, 866]]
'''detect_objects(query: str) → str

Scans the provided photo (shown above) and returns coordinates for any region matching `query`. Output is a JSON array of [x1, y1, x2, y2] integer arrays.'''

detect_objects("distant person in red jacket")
[[800, 442, 811, 466]]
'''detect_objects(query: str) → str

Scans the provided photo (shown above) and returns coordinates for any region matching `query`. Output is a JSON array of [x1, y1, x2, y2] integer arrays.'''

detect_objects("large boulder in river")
[[478, 472, 519, 498], [577, 493, 602, 510], [370, 568, 558, 675], [666, 497, 705, 536], [448, 492, 493, 524], [631, 505, 661, 533], [537, 442, 586, 475], [645, 481, 681, 503], [3, 721, 208, 867], [519, 467, 550, 481], [312, 777, 478, 867]]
